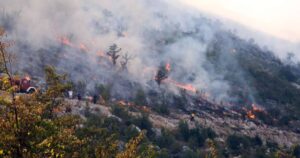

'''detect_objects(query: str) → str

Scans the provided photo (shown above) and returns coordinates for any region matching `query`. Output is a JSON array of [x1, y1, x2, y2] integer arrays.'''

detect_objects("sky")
[[180, 0, 300, 43]]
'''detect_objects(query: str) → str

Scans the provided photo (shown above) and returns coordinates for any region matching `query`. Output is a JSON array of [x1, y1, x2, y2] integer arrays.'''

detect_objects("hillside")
[[1, 0, 300, 157]]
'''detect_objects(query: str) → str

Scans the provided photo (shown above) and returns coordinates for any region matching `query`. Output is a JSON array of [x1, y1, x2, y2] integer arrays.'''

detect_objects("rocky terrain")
[[64, 98, 300, 149]]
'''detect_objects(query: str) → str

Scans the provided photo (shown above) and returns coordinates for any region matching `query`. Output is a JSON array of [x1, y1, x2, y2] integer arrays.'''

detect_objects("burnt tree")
[[120, 53, 134, 71], [155, 65, 169, 85], [107, 44, 121, 65]]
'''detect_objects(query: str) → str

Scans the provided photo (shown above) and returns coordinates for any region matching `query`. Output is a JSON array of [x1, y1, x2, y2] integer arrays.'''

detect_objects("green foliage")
[[153, 104, 170, 115], [44, 66, 71, 98], [132, 115, 154, 137], [112, 104, 131, 120], [226, 134, 264, 156], [156, 129, 175, 148], [180, 149, 201, 158], [188, 128, 206, 148], [0, 66, 81, 157], [293, 145, 300, 158], [0, 65, 154, 157], [226, 135, 248, 151], [178, 120, 189, 141], [157, 149, 170, 158], [134, 89, 147, 106]]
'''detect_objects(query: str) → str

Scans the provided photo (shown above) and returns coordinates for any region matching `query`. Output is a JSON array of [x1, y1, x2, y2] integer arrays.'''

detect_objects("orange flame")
[[245, 104, 264, 119], [59, 36, 89, 52], [165, 63, 171, 72], [251, 104, 263, 112], [166, 79, 197, 93], [79, 43, 88, 51], [60, 36, 73, 47], [247, 111, 256, 119], [96, 51, 105, 57]]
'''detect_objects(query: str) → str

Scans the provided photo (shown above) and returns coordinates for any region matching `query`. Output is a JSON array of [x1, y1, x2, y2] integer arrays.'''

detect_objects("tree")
[[116, 130, 157, 158], [0, 65, 82, 157], [155, 64, 169, 85], [178, 120, 189, 141], [120, 53, 134, 71], [205, 139, 218, 158], [156, 129, 175, 148], [42, 66, 71, 118], [107, 44, 122, 65], [0, 29, 22, 156], [0, 30, 156, 158], [134, 89, 147, 106], [293, 145, 300, 158]]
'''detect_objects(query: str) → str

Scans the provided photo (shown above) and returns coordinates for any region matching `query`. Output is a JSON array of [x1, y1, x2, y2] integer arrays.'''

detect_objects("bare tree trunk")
[[0, 42, 22, 157]]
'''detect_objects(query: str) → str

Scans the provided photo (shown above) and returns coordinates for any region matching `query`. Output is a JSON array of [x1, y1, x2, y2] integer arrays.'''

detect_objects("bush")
[[123, 125, 139, 141], [180, 149, 200, 158], [202, 127, 216, 140], [157, 149, 170, 158], [134, 89, 147, 106], [178, 120, 189, 141], [226, 135, 245, 151], [156, 129, 175, 148], [293, 145, 300, 158], [226, 135, 263, 152], [111, 104, 130, 120], [252, 135, 263, 146], [188, 128, 206, 148], [133, 115, 155, 137], [153, 104, 170, 115]]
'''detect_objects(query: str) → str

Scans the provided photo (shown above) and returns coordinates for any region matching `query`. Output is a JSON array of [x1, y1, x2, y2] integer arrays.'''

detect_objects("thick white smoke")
[[1, 0, 261, 102]]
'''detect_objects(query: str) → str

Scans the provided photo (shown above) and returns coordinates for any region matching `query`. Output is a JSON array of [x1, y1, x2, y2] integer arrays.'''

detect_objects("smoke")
[[0, 0, 268, 103]]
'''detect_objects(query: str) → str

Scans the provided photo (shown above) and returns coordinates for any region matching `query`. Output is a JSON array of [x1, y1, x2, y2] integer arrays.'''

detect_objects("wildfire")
[[166, 79, 197, 93], [79, 43, 88, 51], [59, 36, 73, 47], [165, 63, 171, 72], [251, 104, 263, 112], [58, 36, 90, 52], [245, 104, 264, 119], [247, 110, 256, 119], [96, 51, 105, 57], [118, 100, 135, 106]]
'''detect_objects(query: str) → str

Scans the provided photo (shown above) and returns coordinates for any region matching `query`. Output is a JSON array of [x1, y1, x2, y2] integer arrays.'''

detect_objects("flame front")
[[59, 36, 73, 47], [247, 111, 256, 119], [166, 79, 197, 93]]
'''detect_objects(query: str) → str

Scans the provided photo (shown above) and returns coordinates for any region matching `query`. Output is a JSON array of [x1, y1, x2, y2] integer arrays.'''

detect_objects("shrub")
[[156, 129, 175, 148], [112, 104, 130, 120], [153, 104, 170, 115], [157, 149, 169, 158], [132, 115, 155, 138], [226, 135, 243, 151], [293, 145, 300, 158], [178, 120, 189, 141], [134, 89, 147, 106], [188, 128, 206, 148]]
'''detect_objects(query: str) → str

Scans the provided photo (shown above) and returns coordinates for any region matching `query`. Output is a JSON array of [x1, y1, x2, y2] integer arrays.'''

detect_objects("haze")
[[181, 0, 300, 43]]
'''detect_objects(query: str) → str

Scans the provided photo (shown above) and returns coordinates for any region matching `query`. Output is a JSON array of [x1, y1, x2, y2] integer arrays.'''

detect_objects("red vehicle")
[[2, 76, 37, 94], [13, 77, 36, 93]]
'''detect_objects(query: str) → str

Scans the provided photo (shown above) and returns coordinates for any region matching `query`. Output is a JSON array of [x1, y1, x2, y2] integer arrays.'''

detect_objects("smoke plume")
[[0, 0, 280, 103]]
